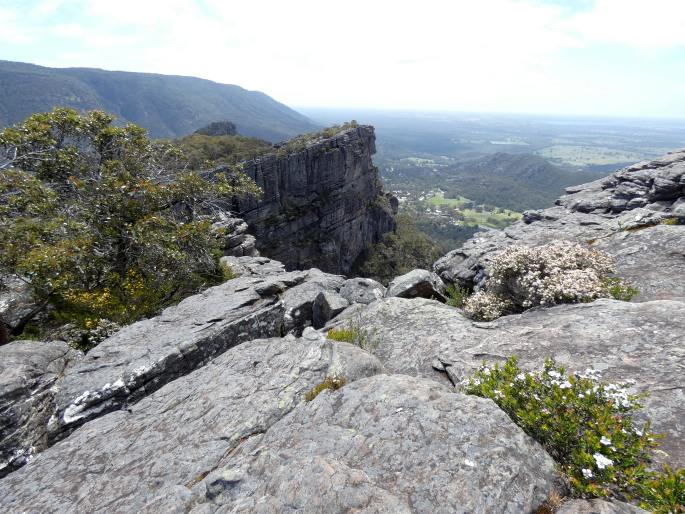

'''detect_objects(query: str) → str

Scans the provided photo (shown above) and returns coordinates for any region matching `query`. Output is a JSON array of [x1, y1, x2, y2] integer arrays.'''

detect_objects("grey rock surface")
[[219, 255, 286, 277], [328, 297, 685, 468], [0, 332, 384, 512], [557, 499, 648, 513], [190, 374, 562, 514], [312, 291, 349, 329], [232, 126, 396, 274], [0, 275, 41, 333], [339, 277, 386, 304], [212, 213, 259, 258], [0, 341, 81, 478], [385, 269, 447, 301], [49, 272, 308, 440]]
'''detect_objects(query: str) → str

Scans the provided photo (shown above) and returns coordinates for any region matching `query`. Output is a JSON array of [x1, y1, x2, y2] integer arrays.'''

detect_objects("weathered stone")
[[312, 291, 349, 329], [0, 341, 81, 478], [0, 275, 41, 334], [282, 269, 345, 334], [557, 499, 648, 513], [338, 277, 386, 305], [329, 297, 685, 468], [190, 374, 562, 513], [0, 332, 384, 512], [49, 272, 308, 441], [230, 126, 396, 274], [219, 255, 286, 278], [385, 269, 446, 301]]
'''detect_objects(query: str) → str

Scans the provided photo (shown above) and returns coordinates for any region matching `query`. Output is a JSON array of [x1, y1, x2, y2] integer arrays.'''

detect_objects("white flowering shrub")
[[463, 242, 637, 321], [462, 357, 684, 512]]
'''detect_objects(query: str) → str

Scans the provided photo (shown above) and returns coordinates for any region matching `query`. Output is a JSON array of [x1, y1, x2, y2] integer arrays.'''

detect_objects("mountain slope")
[[442, 152, 598, 211], [0, 60, 319, 141]]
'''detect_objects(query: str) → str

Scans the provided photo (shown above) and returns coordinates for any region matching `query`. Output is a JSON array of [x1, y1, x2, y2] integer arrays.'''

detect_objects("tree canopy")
[[0, 108, 259, 345]]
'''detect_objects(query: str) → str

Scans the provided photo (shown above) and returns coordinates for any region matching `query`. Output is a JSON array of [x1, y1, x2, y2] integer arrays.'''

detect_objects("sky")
[[1, 0, 685, 118]]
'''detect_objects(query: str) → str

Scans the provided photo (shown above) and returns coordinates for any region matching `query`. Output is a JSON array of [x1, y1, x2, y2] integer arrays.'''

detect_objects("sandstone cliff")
[[232, 125, 397, 274], [0, 148, 683, 513]]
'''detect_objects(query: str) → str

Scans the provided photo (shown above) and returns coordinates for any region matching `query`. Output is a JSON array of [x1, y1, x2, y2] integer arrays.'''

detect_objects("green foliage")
[[176, 133, 273, 169], [0, 108, 259, 336], [304, 375, 347, 402], [353, 214, 444, 284], [445, 284, 470, 308], [220, 262, 237, 281], [462, 357, 684, 511], [602, 277, 639, 302], [638, 465, 685, 513]]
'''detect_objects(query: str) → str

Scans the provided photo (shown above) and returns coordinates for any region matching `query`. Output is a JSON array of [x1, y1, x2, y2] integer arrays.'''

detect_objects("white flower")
[[482, 367, 491, 376], [582, 468, 593, 479], [548, 370, 561, 379], [635, 428, 643, 437], [515, 373, 527, 382], [593, 452, 613, 469], [600, 436, 611, 446], [559, 380, 572, 389]]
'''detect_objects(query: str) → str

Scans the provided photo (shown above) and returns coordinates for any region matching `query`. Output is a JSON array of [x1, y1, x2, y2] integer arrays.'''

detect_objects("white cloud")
[[2, 0, 685, 117]]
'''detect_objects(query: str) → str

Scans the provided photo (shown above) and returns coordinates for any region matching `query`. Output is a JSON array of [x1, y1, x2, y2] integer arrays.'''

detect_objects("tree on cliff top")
[[0, 108, 259, 342]]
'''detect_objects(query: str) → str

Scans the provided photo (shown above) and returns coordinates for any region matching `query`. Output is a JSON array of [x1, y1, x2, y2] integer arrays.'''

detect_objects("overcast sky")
[[2, 0, 685, 118]]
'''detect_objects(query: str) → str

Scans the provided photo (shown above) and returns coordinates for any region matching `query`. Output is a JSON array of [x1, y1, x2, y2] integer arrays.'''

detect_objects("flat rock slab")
[[0, 341, 81, 477], [386, 268, 446, 301], [594, 225, 685, 301], [331, 297, 685, 468], [0, 332, 384, 512], [190, 374, 561, 513], [50, 272, 307, 439]]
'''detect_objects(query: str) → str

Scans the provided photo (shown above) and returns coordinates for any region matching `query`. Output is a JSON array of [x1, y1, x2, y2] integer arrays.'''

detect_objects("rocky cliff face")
[[232, 125, 397, 274], [1, 148, 683, 513]]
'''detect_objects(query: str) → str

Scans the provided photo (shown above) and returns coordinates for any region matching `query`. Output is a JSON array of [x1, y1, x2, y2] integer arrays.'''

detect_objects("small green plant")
[[462, 357, 666, 502], [661, 217, 679, 226], [602, 277, 639, 302], [326, 319, 379, 351], [638, 465, 685, 513], [304, 375, 346, 402], [445, 284, 470, 308]]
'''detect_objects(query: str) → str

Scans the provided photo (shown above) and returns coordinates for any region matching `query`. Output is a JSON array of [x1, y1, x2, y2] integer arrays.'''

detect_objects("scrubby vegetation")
[[176, 132, 273, 169], [327, 319, 379, 351], [304, 375, 347, 402], [463, 357, 684, 512], [463, 242, 638, 321], [353, 214, 444, 284], [275, 121, 359, 157], [0, 108, 259, 347]]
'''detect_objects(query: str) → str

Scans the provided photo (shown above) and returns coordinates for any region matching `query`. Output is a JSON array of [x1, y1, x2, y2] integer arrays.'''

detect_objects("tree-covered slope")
[[0, 60, 319, 142]]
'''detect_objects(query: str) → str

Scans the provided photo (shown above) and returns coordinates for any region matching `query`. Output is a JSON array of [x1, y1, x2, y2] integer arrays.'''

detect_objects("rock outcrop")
[[434, 149, 685, 301], [0, 341, 81, 477], [233, 126, 397, 274], [1, 148, 683, 513]]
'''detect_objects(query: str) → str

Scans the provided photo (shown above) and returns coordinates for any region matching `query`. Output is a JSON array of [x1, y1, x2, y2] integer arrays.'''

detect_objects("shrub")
[[304, 376, 346, 402], [462, 357, 684, 512], [0, 108, 259, 339], [445, 284, 470, 308], [463, 242, 637, 321]]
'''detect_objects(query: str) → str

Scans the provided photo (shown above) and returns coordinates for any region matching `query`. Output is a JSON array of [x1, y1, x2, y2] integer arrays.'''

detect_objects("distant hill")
[[0, 60, 319, 142], [441, 153, 598, 211]]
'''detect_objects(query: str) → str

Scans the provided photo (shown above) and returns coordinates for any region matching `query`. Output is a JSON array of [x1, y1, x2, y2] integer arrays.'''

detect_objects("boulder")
[[0, 341, 81, 477], [49, 272, 308, 441], [0, 331, 384, 512], [312, 291, 349, 329], [385, 269, 446, 301], [0, 275, 41, 335], [281, 269, 345, 334], [219, 255, 286, 278], [190, 374, 562, 513], [338, 277, 386, 305], [330, 297, 685, 468]]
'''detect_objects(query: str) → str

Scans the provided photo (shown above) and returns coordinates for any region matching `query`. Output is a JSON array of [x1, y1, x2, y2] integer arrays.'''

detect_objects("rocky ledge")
[[1, 149, 683, 513]]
